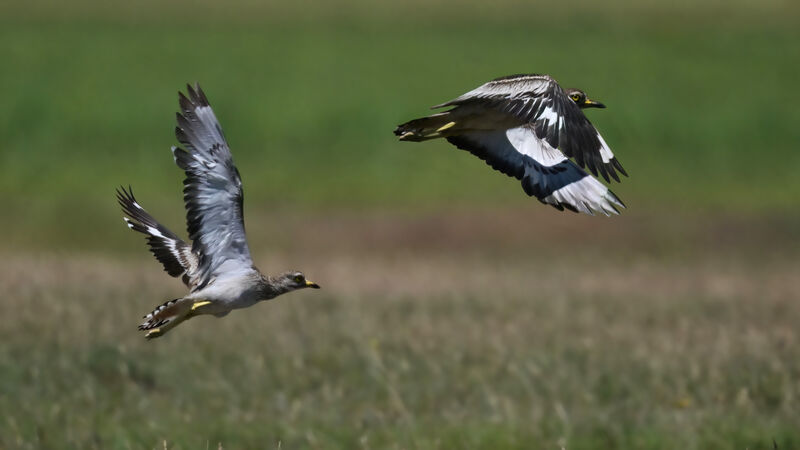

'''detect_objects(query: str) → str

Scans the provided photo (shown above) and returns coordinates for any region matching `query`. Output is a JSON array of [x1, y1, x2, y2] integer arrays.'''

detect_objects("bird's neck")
[[260, 276, 292, 299]]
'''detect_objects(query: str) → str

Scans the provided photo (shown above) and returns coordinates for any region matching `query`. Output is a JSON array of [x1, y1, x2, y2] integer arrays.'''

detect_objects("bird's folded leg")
[[191, 300, 212, 311], [436, 121, 456, 132]]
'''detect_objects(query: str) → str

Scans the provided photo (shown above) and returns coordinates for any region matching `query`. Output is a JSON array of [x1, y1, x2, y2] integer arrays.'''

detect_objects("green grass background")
[[1, 1, 799, 448], [1, 0, 799, 251]]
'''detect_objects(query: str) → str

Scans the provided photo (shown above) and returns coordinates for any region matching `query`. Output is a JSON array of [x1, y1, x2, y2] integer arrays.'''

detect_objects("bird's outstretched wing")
[[446, 126, 624, 215], [117, 186, 202, 289], [172, 84, 253, 289], [433, 74, 626, 182]]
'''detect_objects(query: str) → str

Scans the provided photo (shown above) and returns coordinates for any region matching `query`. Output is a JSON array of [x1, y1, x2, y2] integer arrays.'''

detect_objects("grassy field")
[[2, 211, 799, 449], [1, 0, 799, 448]]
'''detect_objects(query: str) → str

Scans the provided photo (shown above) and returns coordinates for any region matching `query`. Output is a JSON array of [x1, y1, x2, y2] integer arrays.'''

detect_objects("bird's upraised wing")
[[434, 74, 626, 182], [172, 84, 253, 289]]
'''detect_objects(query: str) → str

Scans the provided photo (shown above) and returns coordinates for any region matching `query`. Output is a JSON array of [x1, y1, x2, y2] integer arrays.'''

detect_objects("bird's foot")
[[145, 328, 162, 339]]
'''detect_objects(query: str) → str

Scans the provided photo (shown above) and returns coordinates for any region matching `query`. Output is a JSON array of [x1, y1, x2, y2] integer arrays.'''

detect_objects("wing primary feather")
[[611, 158, 628, 177], [116, 186, 199, 285]]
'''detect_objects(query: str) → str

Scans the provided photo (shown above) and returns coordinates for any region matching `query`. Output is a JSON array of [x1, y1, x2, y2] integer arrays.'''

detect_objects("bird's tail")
[[394, 112, 456, 141], [139, 297, 195, 339]]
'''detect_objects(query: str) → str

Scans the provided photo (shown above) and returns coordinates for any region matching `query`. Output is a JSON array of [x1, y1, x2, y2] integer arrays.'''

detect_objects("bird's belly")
[[226, 295, 260, 310], [189, 284, 262, 313]]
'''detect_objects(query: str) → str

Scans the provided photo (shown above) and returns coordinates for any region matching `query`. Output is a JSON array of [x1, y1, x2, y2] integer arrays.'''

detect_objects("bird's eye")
[[570, 94, 581, 102], [293, 275, 304, 283]]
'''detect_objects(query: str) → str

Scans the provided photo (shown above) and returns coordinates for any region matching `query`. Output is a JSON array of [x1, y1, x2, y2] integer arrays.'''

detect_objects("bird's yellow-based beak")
[[305, 280, 321, 289], [584, 98, 606, 108]]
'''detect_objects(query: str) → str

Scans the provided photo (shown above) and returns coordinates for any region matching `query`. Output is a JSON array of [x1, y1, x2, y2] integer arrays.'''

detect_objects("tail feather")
[[139, 298, 194, 339], [394, 113, 454, 141]]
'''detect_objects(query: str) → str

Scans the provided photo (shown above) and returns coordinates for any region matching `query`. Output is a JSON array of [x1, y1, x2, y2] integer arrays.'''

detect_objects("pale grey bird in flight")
[[118, 84, 319, 339], [395, 74, 627, 215]]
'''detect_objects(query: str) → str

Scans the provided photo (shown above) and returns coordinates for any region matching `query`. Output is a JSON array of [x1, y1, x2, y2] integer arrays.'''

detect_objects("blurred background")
[[1, 0, 798, 448]]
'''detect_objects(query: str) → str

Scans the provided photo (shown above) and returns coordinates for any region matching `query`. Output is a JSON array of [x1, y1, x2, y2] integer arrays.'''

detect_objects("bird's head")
[[275, 271, 320, 292], [565, 88, 606, 109]]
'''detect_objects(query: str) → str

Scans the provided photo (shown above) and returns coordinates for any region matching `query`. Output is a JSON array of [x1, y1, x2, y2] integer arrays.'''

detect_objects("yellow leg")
[[142, 300, 213, 340], [436, 121, 456, 132], [144, 305, 205, 340], [191, 301, 212, 311], [144, 312, 193, 340]]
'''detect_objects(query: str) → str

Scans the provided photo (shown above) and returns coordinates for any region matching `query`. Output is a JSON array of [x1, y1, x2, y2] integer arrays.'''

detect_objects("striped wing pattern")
[[172, 84, 254, 289], [396, 73, 628, 215], [436, 74, 626, 182], [118, 84, 272, 338], [117, 186, 200, 288]]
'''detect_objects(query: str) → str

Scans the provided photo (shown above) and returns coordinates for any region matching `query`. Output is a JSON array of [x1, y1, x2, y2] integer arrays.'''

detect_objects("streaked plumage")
[[395, 74, 627, 215], [118, 84, 319, 339]]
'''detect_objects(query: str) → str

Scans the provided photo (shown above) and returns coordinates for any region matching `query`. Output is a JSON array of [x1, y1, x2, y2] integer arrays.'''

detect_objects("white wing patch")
[[543, 176, 624, 216], [536, 104, 561, 129], [506, 126, 623, 216], [145, 226, 165, 239], [596, 132, 614, 164], [505, 126, 566, 167]]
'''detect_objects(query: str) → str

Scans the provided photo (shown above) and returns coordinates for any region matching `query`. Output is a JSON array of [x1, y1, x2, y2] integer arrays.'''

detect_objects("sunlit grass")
[[1, 239, 797, 448]]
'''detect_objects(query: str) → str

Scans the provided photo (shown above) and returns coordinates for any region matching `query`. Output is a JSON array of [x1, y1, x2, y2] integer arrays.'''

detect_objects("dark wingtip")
[[175, 124, 186, 143], [116, 185, 135, 207], [597, 162, 610, 183], [608, 189, 626, 209], [178, 91, 192, 113], [179, 83, 210, 109], [611, 158, 629, 177], [185, 83, 197, 101], [587, 162, 599, 178], [115, 187, 124, 206], [195, 84, 210, 106], [608, 168, 620, 183], [560, 202, 579, 214]]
